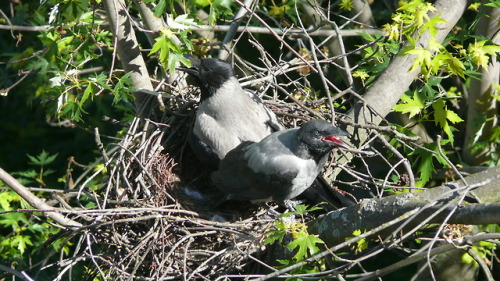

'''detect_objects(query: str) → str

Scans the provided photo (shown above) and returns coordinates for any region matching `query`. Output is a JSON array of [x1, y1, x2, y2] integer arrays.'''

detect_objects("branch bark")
[[345, 0, 467, 143], [463, 2, 500, 165], [0, 168, 82, 228], [355, 233, 499, 281], [103, 0, 154, 113], [308, 166, 500, 246]]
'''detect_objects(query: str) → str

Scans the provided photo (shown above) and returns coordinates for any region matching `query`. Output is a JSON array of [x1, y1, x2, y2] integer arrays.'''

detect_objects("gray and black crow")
[[178, 58, 283, 169], [211, 119, 350, 204]]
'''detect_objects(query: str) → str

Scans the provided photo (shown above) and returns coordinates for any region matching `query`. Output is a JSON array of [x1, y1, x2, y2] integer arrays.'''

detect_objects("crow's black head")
[[298, 119, 349, 157], [178, 58, 235, 100]]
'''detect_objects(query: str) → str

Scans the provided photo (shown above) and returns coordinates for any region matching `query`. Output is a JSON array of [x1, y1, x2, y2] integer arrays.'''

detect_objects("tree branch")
[[188, 25, 381, 38], [103, 0, 154, 112], [355, 233, 500, 281], [0, 168, 82, 228], [463, 2, 500, 165], [308, 166, 500, 246], [345, 0, 467, 143]]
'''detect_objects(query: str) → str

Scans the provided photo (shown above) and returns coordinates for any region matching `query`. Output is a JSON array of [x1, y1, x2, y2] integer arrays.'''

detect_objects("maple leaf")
[[339, 0, 354, 11], [468, 40, 500, 70], [413, 148, 434, 187], [432, 99, 463, 144], [353, 70, 369, 81], [393, 92, 425, 118], [383, 23, 400, 41], [468, 2, 481, 11], [269, 4, 285, 17], [286, 232, 323, 261], [445, 54, 466, 78], [406, 48, 433, 72]]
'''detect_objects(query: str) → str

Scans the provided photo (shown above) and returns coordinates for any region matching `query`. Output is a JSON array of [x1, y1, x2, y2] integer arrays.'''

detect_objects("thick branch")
[[345, 0, 467, 142], [189, 25, 380, 37], [308, 166, 500, 246], [103, 0, 154, 111], [355, 233, 500, 281], [463, 2, 500, 165], [0, 168, 82, 228]]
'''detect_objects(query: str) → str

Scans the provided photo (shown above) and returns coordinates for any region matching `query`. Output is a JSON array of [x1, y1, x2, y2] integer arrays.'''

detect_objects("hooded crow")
[[211, 119, 349, 204], [178, 58, 283, 169]]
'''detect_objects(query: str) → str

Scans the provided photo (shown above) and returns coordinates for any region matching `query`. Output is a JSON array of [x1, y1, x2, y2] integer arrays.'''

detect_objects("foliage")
[[264, 204, 326, 279], [358, 0, 500, 186], [461, 225, 499, 266], [0, 152, 70, 265], [149, 14, 196, 72], [2, 0, 135, 123], [347, 229, 369, 254]]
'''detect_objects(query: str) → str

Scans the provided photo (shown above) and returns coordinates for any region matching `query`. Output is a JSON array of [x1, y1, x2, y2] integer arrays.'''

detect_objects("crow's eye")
[[313, 130, 321, 137]]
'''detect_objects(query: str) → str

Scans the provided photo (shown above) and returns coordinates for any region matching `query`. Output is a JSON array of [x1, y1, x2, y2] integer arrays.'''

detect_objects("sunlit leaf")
[[393, 91, 425, 118], [286, 232, 323, 261]]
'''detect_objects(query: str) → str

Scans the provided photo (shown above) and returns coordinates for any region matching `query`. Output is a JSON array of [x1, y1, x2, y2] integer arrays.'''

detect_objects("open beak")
[[322, 128, 351, 149], [322, 135, 351, 149]]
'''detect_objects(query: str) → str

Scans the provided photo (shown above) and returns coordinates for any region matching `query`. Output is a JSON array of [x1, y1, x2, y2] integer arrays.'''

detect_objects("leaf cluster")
[[357, 0, 500, 186], [264, 205, 327, 279], [0, 152, 71, 264]]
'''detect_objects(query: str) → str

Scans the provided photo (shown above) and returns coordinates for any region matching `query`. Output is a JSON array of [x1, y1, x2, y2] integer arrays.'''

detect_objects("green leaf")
[[406, 48, 433, 72], [445, 53, 465, 78], [27, 150, 58, 166], [12, 235, 33, 255], [468, 3, 481, 11], [80, 82, 95, 106], [153, 0, 174, 17], [275, 259, 293, 266], [113, 72, 135, 104], [208, 0, 233, 25], [414, 148, 434, 187], [167, 52, 190, 73], [393, 91, 425, 118], [0, 191, 17, 211], [485, 0, 500, 8], [461, 252, 477, 265], [432, 99, 463, 144], [263, 230, 285, 245], [468, 40, 500, 70], [446, 109, 464, 124], [292, 204, 322, 215], [421, 15, 447, 37], [339, 0, 354, 11], [483, 44, 500, 56], [286, 232, 323, 261], [196, 0, 210, 7], [293, 204, 308, 215], [0, 212, 29, 231]]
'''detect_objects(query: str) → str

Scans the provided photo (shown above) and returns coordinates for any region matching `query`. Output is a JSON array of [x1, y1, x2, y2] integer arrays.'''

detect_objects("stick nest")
[[68, 76, 339, 280]]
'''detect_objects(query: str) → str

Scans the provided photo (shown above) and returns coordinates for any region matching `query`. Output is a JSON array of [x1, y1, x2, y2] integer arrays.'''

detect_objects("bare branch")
[[0, 167, 82, 227], [355, 233, 500, 281], [190, 25, 381, 37]]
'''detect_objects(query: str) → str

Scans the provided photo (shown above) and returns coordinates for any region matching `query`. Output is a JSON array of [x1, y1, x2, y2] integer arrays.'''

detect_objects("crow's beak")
[[335, 137, 351, 149], [322, 127, 351, 149], [322, 135, 351, 149], [177, 66, 200, 77]]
